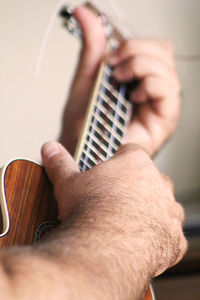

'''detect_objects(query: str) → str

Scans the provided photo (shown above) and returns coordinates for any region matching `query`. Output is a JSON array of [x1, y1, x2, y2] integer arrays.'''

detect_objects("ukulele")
[[0, 3, 155, 299]]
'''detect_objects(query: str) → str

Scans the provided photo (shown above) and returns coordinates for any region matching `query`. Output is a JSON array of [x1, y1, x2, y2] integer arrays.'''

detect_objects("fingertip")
[[41, 141, 71, 164], [73, 6, 105, 43], [41, 141, 80, 184], [41, 141, 62, 162]]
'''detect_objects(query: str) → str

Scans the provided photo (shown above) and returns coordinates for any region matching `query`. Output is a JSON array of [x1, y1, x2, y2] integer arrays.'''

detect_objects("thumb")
[[41, 141, 80, 187], [73, 6, 106, 77]]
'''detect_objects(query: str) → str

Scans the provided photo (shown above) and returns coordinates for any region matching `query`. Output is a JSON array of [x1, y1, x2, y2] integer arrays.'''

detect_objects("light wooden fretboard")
[[74, 43, 133, 172]]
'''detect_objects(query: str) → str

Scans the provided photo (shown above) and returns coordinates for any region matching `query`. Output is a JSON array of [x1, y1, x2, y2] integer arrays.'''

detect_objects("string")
[[35, 0, 68, 77]]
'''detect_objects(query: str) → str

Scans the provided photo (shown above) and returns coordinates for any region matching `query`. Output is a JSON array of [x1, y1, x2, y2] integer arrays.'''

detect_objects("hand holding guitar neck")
[[59, 5, 181, 157]]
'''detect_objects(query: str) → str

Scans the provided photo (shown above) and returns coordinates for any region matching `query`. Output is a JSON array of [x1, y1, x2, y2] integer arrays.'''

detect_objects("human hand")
[[59, 6, 106, 154], [59, 6, 181, 157], [107, 39, 181, 156], [42, 141, 187, 286]]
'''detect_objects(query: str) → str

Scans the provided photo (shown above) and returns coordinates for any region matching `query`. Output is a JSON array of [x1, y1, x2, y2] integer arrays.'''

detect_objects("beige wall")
[[1, 0, 200, 197]]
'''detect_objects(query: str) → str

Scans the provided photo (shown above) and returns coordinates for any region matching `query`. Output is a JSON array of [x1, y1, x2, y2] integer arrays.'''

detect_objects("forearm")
[[0, 246, 108, 300], [0, 209, 153, 300]]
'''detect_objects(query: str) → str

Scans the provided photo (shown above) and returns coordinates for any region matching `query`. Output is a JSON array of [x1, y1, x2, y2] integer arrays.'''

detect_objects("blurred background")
[[0, 0, 200, 298]]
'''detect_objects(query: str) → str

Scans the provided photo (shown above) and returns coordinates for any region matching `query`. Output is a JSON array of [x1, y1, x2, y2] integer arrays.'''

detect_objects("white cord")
[[35, 0, 68, 77]]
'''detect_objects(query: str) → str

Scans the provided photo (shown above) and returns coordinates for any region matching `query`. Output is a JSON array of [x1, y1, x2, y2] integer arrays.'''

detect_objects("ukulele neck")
[[60, 4, 133, 172], [74, 41, 132, 172]]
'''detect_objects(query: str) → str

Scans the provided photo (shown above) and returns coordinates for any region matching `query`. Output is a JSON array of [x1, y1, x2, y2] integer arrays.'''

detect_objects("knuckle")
[[182, 235, 188, 255], [174, 232, 188, 265], [169, 221, 187, 265], [161, 174, 175, 192], [143, 77, 154, 94], [122, 39, 134, 53], [131, 57, 142, 77], [118, 143, 149, 158], [176, 202, 185, 223]]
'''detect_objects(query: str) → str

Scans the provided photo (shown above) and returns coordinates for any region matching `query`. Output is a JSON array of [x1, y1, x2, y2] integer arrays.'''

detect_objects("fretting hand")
[[59, 6, 181, 156]]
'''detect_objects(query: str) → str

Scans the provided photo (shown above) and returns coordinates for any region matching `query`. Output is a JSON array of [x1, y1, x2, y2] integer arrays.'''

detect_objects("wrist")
[[44, 217, 154, 299]]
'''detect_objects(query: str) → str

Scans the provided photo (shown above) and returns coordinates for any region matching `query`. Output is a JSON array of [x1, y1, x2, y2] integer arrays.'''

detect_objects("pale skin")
[[0, 6, 187, 300]]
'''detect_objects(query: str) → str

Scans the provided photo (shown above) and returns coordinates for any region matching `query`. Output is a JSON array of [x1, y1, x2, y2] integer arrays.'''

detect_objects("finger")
[[59, 7, 106, 155], [170, 230, 188, 267], [107, 39, 174, 69], [73, 6, 106, 78], [160, 173, 175, 193], [113, 55, 177, 82], [130, 75, 181, 105], [175, 202, 186, 225], [41, 141, 80, 187]]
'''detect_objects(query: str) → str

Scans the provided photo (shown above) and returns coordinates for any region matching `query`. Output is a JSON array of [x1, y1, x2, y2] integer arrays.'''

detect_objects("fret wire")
[[99, 89, 127, 120], [96, 97, 127, 127], [102, 79, 130, 107], [84, 140, 106, 162], [95, 107, 113, 128], [86, 94, 110, 161], [84, 143, 99, 162], [79, 160, 85, 170], [90, 116, 122, 149], [80, 144, 98, 171], [93, 113, 123, 140], [94, 106, 122, 155], [89, 125, 110, 149], [79, 150, 93, 171], [87, 130, 115, 158], [95, 101, 126, 132], [118, 84, 130, 124], [107, 86, 125, 155], [101, 82, 132, 130], [95, 91, 114, 160], [82, 143, 103, 169], [91, 91, 119, 160], [77, 58, 132, 169], [79, 159, 91, 171], [81, 149, 98, 166], [96, 80, 126, 155], [85, 155, 96, 168], [103, 66, 122, 95], [95, 106, 125, 137], [89, 124, 118, 151], [88, 67, 132, 161], [79, 153, 88, 172]]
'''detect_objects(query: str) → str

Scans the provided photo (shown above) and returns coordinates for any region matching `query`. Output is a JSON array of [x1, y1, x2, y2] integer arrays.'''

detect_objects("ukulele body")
[[0, 159, 154, 300], [0, 159, 58, 248]]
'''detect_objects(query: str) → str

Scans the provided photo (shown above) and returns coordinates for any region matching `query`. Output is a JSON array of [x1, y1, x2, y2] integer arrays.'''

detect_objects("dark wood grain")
[[0, 160, 58, 248]]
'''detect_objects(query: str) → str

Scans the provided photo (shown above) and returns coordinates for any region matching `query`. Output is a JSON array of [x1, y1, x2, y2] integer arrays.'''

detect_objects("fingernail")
[[42, 141, 61, 161]]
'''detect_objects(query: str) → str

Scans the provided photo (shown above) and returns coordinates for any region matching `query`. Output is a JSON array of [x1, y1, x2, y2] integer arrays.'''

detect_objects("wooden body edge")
[[0, 158, 41, 237]]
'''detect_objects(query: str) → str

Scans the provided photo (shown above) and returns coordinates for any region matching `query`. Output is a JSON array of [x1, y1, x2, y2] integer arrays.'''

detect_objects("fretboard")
[[74, 43, 132, 172]]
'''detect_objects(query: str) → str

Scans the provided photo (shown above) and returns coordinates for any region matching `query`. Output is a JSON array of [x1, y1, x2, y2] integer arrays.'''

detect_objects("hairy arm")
[[0, 142, 187, 300]]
